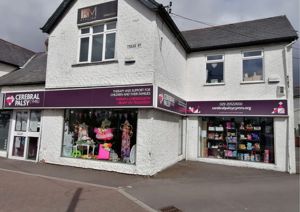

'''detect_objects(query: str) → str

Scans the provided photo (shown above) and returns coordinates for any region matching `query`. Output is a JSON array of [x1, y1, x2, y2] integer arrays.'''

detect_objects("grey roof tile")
[[0, 52, 46, 86], [0, 39, 35, 67], [182, 16, 298, 51]]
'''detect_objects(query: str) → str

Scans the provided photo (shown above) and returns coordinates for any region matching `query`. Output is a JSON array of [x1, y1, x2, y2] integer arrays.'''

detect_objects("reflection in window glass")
[[107, 22, 117, 30], [15, 111, 28, 132], [243, 51, 263, 82], [93, 25, 104, 33], [0, 111, 11, 150], [206, 55, 224, 84], [91, 35, 103, 62], [105, 33, 116, 60], [243, 59, 263, 81], [12, 136, 25, 157], [62, 109, 137, 164], [79, 37, 89, 62], [79, 22, 117, 63], [29, 111, 41, 132]]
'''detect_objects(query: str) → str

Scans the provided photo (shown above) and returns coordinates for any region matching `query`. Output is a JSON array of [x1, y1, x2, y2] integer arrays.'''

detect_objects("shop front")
[[187, 100, 290, 171]]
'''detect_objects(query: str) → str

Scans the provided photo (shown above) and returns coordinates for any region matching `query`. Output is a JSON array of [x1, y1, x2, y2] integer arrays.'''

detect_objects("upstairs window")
[[79, 22, 117, 63], [242, 50, 263, 82], [206, 55, 224, 84]]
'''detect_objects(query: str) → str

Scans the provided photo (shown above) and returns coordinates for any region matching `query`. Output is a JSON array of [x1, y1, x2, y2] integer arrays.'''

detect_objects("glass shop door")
[[9, 110, 41, 161]]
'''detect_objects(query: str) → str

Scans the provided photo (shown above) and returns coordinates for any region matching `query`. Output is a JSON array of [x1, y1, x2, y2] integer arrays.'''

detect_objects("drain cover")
[[160, 206, 182, 212]]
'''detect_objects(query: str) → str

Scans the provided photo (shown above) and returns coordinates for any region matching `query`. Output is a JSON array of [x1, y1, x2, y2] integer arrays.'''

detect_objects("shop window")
[[0, 111, 11, 151], [178, 118, 184, 156], [206, 55, 224, 84], [62, 109, 137, 164], [79, 22, 117, 63], [200, 117, 274, 164], [242, 50, 263, 82]]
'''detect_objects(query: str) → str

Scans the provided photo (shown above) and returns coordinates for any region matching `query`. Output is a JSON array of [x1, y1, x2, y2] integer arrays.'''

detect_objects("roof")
[[41, 1, 298, 53], [0, 39, 35, 67], [182, 16, 298, 51], [0, 53, 47, 86], [41, 0, 190, 52]]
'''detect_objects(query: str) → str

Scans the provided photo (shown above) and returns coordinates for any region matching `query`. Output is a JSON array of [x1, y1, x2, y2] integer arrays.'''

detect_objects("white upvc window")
[[206, 54, 224, 84], [242, 50, 264, 82], [78, 21, 117, 63]]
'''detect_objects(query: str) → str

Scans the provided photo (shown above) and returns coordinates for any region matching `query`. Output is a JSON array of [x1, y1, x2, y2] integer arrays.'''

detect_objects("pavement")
[[0, 157, 299, 212]]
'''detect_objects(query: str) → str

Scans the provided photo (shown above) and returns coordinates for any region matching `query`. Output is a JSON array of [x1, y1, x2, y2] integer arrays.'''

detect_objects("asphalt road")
[[0, 170, 148, 212], [0, 157, 299, 212]]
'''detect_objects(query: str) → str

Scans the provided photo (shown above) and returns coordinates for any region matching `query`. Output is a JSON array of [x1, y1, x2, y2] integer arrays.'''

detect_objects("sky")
[[0, 0, 299, 86]]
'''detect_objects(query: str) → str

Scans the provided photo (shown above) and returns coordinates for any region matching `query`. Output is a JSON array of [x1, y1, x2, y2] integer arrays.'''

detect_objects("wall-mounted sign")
[[3, 85, 153, 109], [4, 92, 45, 108], [157, 87, 187, 115], [44, 85, 153, 108], [127, 43, 142, 49], [187, 100, 288, 116], [78, 1, 118, 24]]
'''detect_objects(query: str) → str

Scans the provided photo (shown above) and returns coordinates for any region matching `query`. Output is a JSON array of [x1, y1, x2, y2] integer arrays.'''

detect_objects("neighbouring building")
[[0, 0, 298, 175]]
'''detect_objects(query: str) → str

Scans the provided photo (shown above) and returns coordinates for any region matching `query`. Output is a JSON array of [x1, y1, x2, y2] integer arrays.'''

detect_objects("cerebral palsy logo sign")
[[5, 96, 15, 106], [4, 92, 44, 108]]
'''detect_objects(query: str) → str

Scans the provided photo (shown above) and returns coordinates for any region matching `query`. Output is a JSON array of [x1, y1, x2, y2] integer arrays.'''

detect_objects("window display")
[[0, 111, 11, 151], [62, 109, 137, 164], [201, 117, 274, 163]]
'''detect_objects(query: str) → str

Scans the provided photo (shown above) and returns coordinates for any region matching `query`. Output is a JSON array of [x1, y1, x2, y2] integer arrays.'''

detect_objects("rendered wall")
[[153, 16, 187, 98], [46, 0, 157, 89], [149, 109, 185, 175], [186, 44, 289, 101]]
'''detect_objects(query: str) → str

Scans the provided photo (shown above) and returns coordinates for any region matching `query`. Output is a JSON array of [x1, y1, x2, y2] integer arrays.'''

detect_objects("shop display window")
[[62, 109, 137, 164], [200, 117, 274, 163], [0, 111, 11, 151]]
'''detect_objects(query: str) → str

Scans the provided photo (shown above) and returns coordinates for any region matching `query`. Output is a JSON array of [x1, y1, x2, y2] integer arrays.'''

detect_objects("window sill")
[[240, 81, 265, 85], [204, 83, 225, 86], [72, 60, 118, 67]]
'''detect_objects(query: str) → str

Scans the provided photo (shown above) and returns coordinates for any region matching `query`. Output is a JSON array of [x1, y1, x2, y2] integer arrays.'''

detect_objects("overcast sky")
[[0, 0, 299, 85]]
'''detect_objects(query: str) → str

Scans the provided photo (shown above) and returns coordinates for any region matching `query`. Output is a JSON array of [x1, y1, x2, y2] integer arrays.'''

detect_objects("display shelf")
[[237, 149, 261, 152]]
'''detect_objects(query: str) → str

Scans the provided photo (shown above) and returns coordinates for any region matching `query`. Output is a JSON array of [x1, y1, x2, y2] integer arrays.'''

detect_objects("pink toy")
[[94, 128, 114, 141], [97, 144, 110, 160]]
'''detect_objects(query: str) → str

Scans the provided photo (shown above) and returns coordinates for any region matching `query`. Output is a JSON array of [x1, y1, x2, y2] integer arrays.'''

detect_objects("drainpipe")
[[283, 40, 296, 174]]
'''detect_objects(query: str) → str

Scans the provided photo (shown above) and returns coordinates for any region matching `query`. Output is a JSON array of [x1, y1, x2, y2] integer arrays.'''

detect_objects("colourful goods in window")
[[246, 124, 254, 131], [251, 133, 259, 141], [120, 120, 133, 162], [254, 143, 260, 151], [239, 122, 245, 130], [247, 142, 252, 150]]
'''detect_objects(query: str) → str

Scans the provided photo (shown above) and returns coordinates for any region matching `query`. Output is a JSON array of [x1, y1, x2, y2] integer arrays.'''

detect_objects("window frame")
[[241, 50, 264, 83], [205, 54, 225, 85], [77, 21, 117, 64]]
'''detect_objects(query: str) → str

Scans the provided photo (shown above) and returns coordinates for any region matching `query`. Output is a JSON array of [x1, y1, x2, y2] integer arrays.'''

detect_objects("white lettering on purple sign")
[[14, 93, 40, 106]]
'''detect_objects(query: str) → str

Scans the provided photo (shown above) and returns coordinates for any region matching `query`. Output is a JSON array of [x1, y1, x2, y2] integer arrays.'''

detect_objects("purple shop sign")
[[4, 92, 45, 108], [44, 85, 153, 108], [187, 100, 288, 116], [157, 87, 187, 115]]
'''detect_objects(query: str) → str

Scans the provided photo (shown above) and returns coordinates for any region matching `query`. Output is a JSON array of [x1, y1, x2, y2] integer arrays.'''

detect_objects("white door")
[[9, 110, 41, 161]]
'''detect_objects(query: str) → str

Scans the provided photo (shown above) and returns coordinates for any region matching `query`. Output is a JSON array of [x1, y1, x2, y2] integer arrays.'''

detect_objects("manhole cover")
[[160, 206, 182, 212]]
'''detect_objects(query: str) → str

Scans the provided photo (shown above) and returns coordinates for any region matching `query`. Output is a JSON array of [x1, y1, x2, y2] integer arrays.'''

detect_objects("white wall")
[[46, 0, 157, 89], [149, 110, 185, 175], [186, 44, 288, 101], [0, 62, 16, 78], [153, 15, 187, 98]]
